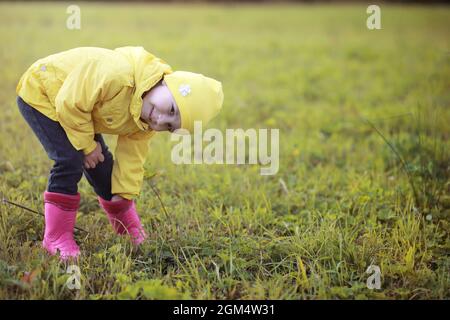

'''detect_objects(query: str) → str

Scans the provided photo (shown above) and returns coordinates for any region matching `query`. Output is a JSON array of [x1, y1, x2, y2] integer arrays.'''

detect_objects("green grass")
[[0, 2, 449, 299]]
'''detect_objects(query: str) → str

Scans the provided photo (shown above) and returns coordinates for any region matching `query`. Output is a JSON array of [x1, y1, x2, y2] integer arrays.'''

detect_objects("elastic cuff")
[[44, 191, 80, 211], [83, 140, 98, 155], [98, 196, 132, 214]]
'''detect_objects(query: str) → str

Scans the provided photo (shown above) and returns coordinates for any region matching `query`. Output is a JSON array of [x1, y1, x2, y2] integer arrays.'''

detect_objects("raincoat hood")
[[114, 46, 174, 131]]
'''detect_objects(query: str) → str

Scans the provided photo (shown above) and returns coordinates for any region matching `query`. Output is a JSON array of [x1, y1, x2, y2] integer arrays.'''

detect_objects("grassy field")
[[0, 2, 449, 299]]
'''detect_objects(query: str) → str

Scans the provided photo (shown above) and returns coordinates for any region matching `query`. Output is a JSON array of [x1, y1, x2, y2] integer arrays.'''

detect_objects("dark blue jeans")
[[16, 96, 114, 201]]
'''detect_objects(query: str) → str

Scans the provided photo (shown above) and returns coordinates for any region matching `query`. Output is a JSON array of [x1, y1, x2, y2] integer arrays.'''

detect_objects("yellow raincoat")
[[16, 46, 174, 200]]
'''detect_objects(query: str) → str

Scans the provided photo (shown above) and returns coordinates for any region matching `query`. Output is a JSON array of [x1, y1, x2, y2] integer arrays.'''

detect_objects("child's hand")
[[83, 141, 104, 169]]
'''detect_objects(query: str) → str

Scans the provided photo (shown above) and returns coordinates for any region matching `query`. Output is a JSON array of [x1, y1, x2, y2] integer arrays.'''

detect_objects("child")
[[15, 46, 224, 260]]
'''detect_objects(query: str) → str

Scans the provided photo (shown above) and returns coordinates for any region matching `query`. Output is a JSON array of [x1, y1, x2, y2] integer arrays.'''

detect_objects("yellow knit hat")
[[164, 71, 224, 133]]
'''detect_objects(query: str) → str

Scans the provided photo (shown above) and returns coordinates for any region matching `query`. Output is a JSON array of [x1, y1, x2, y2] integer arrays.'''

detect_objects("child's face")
[[140, 80, 181, 132]]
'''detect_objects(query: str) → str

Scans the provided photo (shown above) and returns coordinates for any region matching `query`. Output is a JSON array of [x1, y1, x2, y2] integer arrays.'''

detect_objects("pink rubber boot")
[[98, 197, 147, 245], [42, 191, 81, 260]]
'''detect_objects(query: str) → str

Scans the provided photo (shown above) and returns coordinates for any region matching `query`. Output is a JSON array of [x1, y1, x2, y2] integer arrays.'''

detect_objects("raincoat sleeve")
[[55, 58, 123, 155], [111, 130, 155, 200]]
